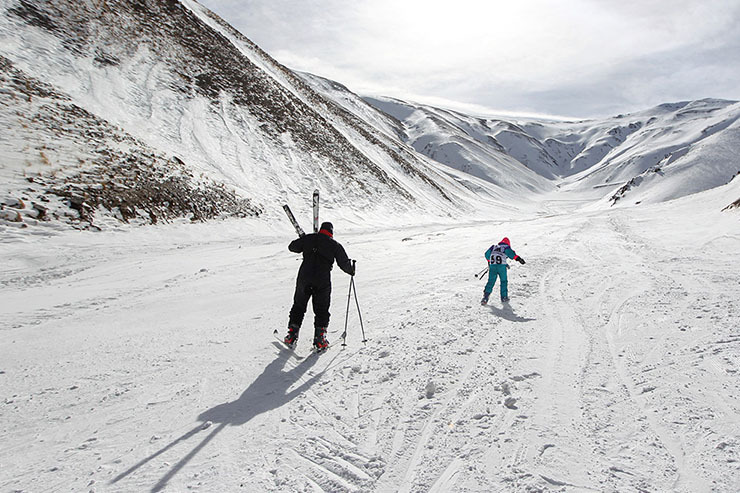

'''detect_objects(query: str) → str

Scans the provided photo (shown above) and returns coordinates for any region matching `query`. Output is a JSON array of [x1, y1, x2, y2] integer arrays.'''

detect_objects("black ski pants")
[[288, 278, 331, 333]]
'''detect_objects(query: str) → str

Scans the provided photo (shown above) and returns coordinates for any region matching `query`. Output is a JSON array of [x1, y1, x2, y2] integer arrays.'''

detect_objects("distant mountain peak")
[[361, 95, 740, 208]]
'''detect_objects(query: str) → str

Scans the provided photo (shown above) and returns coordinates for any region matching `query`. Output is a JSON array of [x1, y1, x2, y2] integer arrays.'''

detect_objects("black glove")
[[516, 256, 526, 265]]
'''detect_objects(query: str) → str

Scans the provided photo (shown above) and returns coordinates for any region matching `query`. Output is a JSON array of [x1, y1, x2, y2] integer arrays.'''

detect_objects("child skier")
[[482, 237, 525, 305]]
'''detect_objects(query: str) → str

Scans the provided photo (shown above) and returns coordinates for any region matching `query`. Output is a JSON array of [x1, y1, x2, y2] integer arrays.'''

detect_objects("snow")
[[363, 96, 740, 208], [2, 181, 739, 492], [1, 0, 494, 235], [1, 1, 739, 491]]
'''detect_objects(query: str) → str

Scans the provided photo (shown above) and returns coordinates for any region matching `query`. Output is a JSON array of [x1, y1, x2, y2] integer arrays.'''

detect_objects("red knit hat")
[[500, 237, 510, 246]]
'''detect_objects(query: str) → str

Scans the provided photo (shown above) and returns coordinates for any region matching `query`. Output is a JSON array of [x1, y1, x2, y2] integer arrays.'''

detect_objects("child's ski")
[[312, 189, 319, 233]]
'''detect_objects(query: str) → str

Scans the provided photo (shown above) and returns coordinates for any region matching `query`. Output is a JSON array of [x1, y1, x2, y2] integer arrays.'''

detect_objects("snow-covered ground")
[[2, 2, 739, 490], [1, 181, 739, 492]]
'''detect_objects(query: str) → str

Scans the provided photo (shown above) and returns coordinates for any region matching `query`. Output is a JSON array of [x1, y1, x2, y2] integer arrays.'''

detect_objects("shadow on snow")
[[487, 303, 536, 323], [111, 341, 326, 492]]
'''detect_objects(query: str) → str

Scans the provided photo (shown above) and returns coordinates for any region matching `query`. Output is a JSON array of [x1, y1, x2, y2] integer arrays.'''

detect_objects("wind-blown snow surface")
[[2, 181, 739, 492]]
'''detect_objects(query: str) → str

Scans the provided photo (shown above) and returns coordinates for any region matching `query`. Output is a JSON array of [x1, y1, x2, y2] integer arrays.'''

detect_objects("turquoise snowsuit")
[[484, 242, 518, 300]]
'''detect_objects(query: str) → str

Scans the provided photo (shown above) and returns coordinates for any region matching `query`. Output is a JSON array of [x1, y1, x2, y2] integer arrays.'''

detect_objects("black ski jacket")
[[289, 231, 353, 284]]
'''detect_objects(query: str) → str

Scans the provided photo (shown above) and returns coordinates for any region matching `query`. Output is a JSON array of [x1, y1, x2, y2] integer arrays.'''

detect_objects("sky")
[[197, 0, 740, 119]]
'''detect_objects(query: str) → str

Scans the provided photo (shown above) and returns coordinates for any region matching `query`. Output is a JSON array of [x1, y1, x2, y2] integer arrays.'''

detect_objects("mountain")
[[361, 97, 740, 207], [0, 0, 493, 233], [1, 0, 738, 237]]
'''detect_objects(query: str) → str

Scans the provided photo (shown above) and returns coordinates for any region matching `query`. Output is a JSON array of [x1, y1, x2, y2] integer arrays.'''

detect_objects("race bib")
[[488, 245, 508, 265]]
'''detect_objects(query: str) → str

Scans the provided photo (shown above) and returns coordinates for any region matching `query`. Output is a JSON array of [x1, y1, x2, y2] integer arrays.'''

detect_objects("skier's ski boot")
[[481, 293, 490, 306], [313, 327, 329, 353], [501, 296, 510, 303], [284, 325, 299, 347]]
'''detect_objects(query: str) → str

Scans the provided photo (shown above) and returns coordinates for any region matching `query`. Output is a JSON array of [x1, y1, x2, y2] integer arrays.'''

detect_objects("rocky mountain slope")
[[0, 0, 490, 233]]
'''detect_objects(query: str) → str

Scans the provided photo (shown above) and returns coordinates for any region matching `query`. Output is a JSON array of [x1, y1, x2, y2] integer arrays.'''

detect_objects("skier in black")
[[284, 221, 354, 350]]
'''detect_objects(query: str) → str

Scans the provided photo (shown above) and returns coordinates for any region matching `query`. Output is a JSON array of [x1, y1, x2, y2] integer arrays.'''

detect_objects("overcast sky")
[[198, 0, 740, 119]]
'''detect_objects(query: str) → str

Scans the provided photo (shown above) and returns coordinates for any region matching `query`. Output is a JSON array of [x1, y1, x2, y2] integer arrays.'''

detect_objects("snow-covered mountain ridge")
[[0, 0, 738, 237], [360, 96, 740, 207], [0, 0, 486, 234]]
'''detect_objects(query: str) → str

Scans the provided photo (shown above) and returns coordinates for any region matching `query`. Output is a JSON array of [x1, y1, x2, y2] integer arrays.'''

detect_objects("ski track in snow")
[[1, 198, 739, 492]]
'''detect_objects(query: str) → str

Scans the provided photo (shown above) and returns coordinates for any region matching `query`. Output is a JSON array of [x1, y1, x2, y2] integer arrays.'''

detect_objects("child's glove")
[[515, 256, 526, 265]]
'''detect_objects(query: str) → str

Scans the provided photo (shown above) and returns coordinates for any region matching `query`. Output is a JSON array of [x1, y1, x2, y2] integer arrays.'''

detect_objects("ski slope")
[[1, 183, 739, 492]]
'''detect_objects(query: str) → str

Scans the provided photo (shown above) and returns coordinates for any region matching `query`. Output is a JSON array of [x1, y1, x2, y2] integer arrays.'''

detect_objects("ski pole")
[[342, 262, 355, 346], [475, 265, 488, 279], [351, 275, 367, 344], [342, 261, 367, 345]]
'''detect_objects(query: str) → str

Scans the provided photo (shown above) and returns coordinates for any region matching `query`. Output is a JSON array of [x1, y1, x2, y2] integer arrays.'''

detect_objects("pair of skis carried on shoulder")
[[279, 189, 366, 350], [283, 189, 319, 237]]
